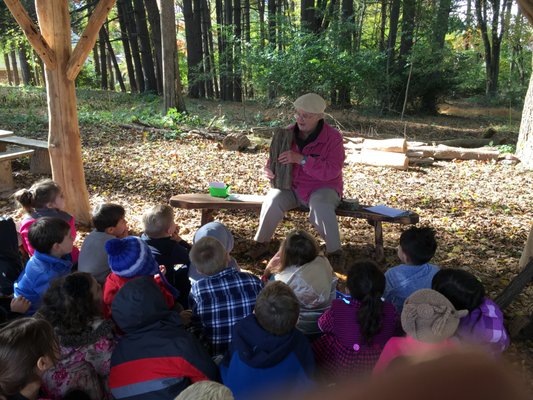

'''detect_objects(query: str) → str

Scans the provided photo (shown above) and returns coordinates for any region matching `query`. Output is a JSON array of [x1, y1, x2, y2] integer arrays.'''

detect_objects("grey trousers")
[[254, 187, 342, 253]]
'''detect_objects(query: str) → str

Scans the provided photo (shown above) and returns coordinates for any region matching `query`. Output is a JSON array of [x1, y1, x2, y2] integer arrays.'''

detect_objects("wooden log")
[[3, 0, 56, 69], [66, 0, 117, 81], [409, 157, 435, 166], [222, 133, 251, 151], [350, 149, 409, 170], [434, 138, 499, 148], [362, 138, 407, 153], [519, 225, 533, 270], [495, 258, 533, 310], [407, 145, 499, 160]]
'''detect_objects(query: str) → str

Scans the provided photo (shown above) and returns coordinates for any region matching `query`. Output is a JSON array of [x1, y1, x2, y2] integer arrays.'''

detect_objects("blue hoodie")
[[220, 314, 315, 400]]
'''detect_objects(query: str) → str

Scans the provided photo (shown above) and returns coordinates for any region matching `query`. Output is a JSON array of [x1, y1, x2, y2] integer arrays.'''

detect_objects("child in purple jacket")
[[432, 268, 509, 355]]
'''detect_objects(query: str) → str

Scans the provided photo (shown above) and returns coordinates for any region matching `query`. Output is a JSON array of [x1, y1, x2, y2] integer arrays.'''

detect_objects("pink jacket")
[[289, 122, 345, 203]]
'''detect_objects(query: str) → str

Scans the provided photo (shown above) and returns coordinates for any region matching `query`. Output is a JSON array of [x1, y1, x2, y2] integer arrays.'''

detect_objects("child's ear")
[[105, 226, 116, 236], [36, 356, 53, 373]]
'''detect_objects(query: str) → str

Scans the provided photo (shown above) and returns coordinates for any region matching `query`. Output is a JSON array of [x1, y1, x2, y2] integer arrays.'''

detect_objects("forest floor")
[[0, 87, 532, 384]]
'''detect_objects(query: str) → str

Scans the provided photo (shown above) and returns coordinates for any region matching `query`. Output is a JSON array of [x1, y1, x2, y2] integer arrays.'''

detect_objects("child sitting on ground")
[[262, 230, 336, 336], [374, 289, 468, 373], [14, 179, 79, 262], [313, 260, 399, 378], [79, 203, 129, 284], [14, 217, 74, 315], [141, 204, 191, 308], [189, 237, 263, 356], [383, 227, 440, 313], [189, 221, 241, 283], [432, 268, 509, 355], [221, 281, 315, 400], [103, 236, 178, 319], [110, 276, 218, 399], [37, 272, 115, 400], [0, 318, 59, 400]]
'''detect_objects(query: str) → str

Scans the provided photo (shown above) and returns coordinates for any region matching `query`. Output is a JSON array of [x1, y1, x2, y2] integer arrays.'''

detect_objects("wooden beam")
[[66, 0, 117, 81], [3, 0, 56, 70]]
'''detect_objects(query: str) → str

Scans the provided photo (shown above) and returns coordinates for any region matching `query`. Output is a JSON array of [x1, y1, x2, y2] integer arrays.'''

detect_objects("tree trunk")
[[35, 0, 92, 224], [117, 0, 138, 92], [183, 0, 204, 98], [215, 0, 226, 99], [398, 0, 415, 70], [121, 0, 145, 92], [201, 0, 215, 98], [233, 0, 242, 101], [258, 0, 266, 47], [103, 27, 127, 92], [517, 53, 533, 169], [158, 0, 176, 112], [32, 50, 41, 86], [93, 44, 101, 77], [4, 52, 13, 86], [224, 0, 234, 100], [144, 0, 163, 94], [18, 45, 33, 85], [10, 50, 20, 85], [379, 0, 387, 51], [133, 0, 158, 92], [99, 27, 108, 89], [107, 48, 115, 90]]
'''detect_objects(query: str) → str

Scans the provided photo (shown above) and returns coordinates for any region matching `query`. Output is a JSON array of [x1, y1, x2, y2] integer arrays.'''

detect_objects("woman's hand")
[[278, 150, 304, 165]]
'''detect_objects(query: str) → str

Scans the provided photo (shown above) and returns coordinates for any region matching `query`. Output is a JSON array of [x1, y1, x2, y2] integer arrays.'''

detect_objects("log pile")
[[345, 136, 504, 169]]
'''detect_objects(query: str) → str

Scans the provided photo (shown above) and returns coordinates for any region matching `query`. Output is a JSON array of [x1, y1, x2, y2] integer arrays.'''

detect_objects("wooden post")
[[34, 0, 92, 223]]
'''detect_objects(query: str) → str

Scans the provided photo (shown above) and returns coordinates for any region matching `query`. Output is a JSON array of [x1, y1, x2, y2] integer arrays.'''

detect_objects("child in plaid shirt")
[[189, 237, 263, 356]]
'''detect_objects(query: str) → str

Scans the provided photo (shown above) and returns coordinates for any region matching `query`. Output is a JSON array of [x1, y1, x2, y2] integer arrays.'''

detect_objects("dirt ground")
[[1, 94, 532, 386]]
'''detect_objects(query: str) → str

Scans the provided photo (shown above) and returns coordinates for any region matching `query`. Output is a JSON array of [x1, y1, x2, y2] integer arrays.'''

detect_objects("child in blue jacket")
[[220, 281, 315, 400], [14, 217, 73, 314]]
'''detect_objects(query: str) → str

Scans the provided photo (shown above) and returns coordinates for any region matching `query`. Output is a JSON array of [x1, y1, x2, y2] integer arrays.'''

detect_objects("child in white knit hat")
[[374, 288, 468, 373]]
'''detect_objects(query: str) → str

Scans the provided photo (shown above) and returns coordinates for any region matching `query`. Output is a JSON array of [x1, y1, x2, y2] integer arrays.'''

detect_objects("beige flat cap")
[[293, 93, 326, 114]]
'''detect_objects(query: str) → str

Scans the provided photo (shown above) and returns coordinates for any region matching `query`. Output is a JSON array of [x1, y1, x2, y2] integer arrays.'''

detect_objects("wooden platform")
[[170, 193, 420, 260]]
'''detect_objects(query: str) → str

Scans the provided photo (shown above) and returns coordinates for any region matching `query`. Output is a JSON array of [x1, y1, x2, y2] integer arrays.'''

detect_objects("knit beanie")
[[293, 93, 326, 114], [401, 289, 469, 343], [105, 236, 159, 278]]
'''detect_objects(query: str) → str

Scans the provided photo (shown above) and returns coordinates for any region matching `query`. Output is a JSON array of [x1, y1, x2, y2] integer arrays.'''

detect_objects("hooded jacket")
[[109, 277, 218, 400], [13, 251, 72, 315], [220, 314, 315, 400]]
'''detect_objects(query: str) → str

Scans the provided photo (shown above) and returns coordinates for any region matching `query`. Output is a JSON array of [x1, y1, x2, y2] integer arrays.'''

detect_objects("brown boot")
[[245, 241, 271, 260]]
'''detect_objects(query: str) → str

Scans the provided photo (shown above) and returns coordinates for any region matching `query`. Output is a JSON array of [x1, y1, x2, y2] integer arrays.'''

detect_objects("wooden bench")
[[169, 193, 419, 260], [0, 135, 51, 174], [0, 148, 35, 190]]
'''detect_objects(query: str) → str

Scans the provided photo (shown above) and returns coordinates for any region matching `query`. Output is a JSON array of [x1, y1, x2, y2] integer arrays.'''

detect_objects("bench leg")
[[373, 221, 384, 262], [29, 149, 51, 175], [201, 209, 214, 226], [0, 160, 14, 191]]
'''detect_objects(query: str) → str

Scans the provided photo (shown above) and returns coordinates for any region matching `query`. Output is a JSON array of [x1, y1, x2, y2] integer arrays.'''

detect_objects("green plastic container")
[[209, 185, 230, 198]]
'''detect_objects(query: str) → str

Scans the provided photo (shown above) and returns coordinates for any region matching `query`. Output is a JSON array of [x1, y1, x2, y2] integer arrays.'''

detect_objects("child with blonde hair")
[[14, 179, 79, 262]]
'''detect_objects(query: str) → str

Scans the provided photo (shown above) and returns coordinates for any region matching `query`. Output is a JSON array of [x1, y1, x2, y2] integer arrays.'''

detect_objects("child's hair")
[[175, 381, 234, 400], [346, 260, 385, 343], [254, 281, 300, 336], [432, 269, 485, 312], [13, 179, 62, 213], [142, 204, 174, 238], [38, 272, 102, 336], [28, 217, 70, 254], [190, 237, 227, 275], [92, 203, 125, 232], [279, 230, 319, 271], [0, 318, 59, 399], [399, 227, 437, 265]]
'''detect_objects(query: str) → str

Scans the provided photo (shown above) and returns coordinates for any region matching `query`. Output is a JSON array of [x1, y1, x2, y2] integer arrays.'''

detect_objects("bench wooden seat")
[[0, 130, 14, 138], [169, 193, 419, 260], [0, 136, 50, 174], [0, 148, 35, 191]]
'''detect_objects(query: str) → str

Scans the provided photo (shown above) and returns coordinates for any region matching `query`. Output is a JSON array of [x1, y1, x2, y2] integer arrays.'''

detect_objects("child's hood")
[[111, 276, 180, 333], [227, 314, 304, 369]]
